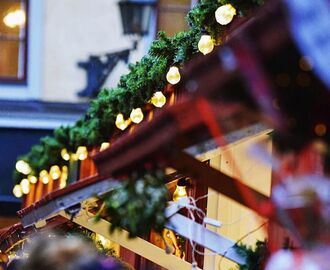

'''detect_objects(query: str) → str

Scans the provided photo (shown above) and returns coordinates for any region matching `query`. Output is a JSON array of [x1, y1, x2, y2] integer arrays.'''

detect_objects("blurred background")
[[0, 0, 195, 226]]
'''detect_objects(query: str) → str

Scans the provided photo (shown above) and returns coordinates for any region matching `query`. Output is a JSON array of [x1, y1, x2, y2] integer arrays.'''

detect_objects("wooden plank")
[[166, 150, 269, 214], [60, 211, 202, 270], [20, 179, 120, 228]]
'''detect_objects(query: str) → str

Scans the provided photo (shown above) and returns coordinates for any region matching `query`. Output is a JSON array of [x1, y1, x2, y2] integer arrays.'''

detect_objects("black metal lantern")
[[118, 0, 157, 36]]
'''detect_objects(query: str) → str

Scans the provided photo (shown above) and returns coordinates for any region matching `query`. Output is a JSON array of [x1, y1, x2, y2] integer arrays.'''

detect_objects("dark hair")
[[7, 259, 24, 270], [80, 258, 126, 270]]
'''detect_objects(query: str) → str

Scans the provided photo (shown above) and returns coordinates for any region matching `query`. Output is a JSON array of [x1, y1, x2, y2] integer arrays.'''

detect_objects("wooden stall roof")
[[14, 0, 289, 229]]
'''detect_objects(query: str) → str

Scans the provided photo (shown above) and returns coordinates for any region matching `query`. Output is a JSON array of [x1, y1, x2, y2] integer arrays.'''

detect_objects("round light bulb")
[[50, 165, 61, 180], [100, 142, 110, 151], [28, 175, 38, 184], [13, 184, 23, 198], [115, 113, 129, 131], [151, 91, 166, 108], [61, 148, 70, 161], [166, 66, 181, 85], [130, 108, 144, 124], [3, 10, 26, 28], [15, 160, 31, 175], [40, 170, 49, 184], [20, 178, 30, 195], [215, 4, 236, 25], [76, 146, 88, 161], [198, 35, 214, 55]]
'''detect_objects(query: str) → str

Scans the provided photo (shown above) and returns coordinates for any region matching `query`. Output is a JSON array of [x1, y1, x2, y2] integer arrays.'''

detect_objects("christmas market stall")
[[4, 0, 330, 269]]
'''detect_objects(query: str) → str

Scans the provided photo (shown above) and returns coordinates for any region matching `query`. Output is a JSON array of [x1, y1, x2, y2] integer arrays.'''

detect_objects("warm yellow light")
[[3, 9, 26, 28], [76, 146, 88, 161], [130, 108, 144, 124], [215, 4, 236, 25], [13, 184, 23, 198], [166, 66, 181, 85], [60, 166, 68, 189], [15, 160, 31, 175], [49, 165, 61, 180], [28, 175, 38, 184], [40, 170, 49, 184], [173, 183, 187, 202], [198, 35, 214, 55], [100, 142, 110, 151], [20, 178, 30, 195], [151, 91, 166, 108], [115, 113, 130, 130], [61, 148, 70, 161], [95, 233, 112, 249]]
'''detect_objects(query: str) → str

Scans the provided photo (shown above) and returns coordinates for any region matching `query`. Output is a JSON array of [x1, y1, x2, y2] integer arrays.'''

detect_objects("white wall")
[[42, 0, 150, 102]]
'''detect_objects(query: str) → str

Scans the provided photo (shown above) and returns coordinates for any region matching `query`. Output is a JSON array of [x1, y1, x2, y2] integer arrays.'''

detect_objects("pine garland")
[[13, 0, 265, 238], [233, 240, 269, 270]]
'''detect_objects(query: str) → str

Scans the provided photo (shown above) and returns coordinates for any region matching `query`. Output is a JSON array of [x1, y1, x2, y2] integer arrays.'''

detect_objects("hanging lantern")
[[150, 91, 166, 108], [76, 146, 88, 161], [13, 184, 23, 198], [50, 165, 61, 180], [173, 178, 188, 202], [130, 108, 144, 124], [100, 142, 110, 151], [28, 175, 38, 184], [40, 170, 49, 184], [166, 66, 181, 85], [15, 160, 31, 175], [115, 113, 130, 130], [215, 4, 236, 25], [20, 178, 30, 195], [61, 148, 70, 161], [118, 0, 157, 36], [198, 35, 214, 55]]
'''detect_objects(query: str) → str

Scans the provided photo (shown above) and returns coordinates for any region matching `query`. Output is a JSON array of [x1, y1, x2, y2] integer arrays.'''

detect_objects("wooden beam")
[[60, 211, 202, 270], [166, 150, 269, 214]]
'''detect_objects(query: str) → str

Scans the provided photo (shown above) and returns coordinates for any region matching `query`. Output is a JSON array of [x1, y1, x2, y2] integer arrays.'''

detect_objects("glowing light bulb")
[[95, 234, 112, 249], [215, 4, 236, 25], [28, 175, 38, 184], [40, 170, 49, 184], [173, 179, 188, 202], [20, 178, 30, 195], [60, 166, 68, 189], [198, 35, 214, 55], [49, 165, 61, 180], [150, 91, 166, 108], [166, 66, 181, 85], [13, 184, 23, 198], [76, 146, 88, 161], [130, 108, 144, 124], [3, 10, 26, 28], [115, 113, 130, 130], [100, 142, 110, 151], [61, 148, 70, 161], [15, 160, 31, 175]]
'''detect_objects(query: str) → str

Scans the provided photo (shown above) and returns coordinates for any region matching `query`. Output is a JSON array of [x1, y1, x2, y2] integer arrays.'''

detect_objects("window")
[[157, 0, 192, 36], [0, 0, 28, 83]]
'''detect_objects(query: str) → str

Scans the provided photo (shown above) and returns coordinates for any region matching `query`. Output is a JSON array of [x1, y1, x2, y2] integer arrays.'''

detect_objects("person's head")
[[22, 234, 98, 270], [6, 259, 23, 270]]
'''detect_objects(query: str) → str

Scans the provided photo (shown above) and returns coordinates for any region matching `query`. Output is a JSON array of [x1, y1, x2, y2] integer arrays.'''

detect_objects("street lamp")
[[77, 0, 157, 98], [118, 0, 157, 36]]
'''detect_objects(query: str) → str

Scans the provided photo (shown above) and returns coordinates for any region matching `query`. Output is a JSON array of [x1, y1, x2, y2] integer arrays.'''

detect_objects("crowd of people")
[[1, 234, 133, 270]]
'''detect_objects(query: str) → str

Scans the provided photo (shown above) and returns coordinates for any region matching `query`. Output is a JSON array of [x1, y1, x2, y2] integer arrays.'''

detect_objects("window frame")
[[0, 0, 42, 100], [0, 0, 29, 84]]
